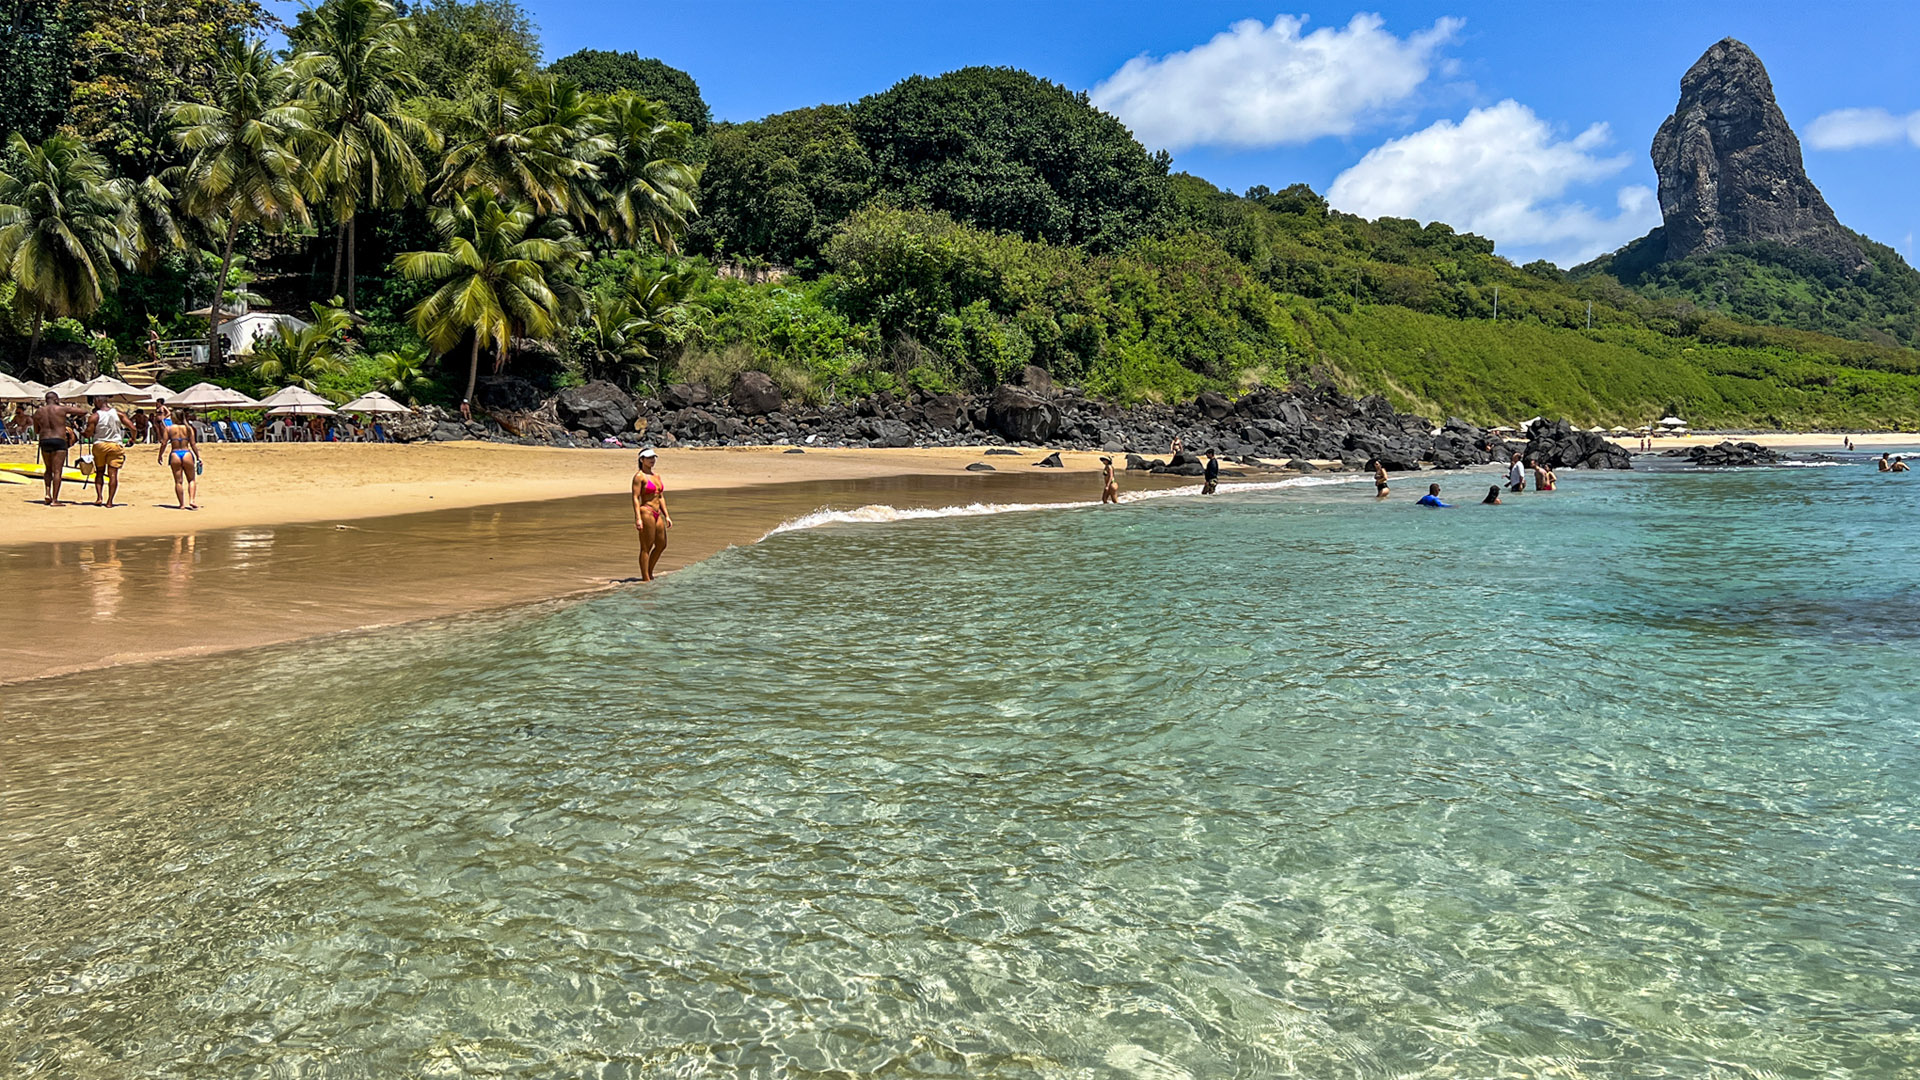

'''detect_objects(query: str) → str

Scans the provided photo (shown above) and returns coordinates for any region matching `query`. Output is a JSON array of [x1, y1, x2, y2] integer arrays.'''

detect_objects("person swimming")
[[1372, 459, 1390, 498], [1482, 485, 1502, 505], [1894, 456, 1911, 474], [1416, 483, 1451, 507], [1100, 457, 1118, 504], [632, 447, 671, 581]]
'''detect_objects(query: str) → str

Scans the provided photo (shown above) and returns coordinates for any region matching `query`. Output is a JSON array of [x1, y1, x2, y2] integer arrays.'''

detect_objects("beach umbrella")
[[48, 378, 89, 400], [339, 391, 411, 414], [267, 402, 337, 417], [254, 385, 334, 411], [168, 382, 260, 408], [74, 375, 149, 402], [0, 372, 43, 401]]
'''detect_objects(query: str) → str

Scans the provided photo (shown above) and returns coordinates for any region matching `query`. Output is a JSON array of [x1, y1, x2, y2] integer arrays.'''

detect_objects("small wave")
[[1775, 460, 1847, 468], [762, 474, 1364, 538]]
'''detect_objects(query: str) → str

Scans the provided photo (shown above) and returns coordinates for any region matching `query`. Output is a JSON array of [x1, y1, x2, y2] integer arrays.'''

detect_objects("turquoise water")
[[5, 461, 1919, 1078]]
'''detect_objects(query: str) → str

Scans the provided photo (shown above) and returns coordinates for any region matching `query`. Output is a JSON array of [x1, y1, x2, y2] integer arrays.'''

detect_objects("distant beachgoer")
[[1878, 453, 1892, 472], [632, 447, 670, 581], [1202, 450, 1219, 495], [460, 398, 472, 422], [1372, 459, 1390, 498], [1417, 483, 1451, 508], [1535, 463, 1557, 492], [158, 411, 200, 509], [1100, 457, 1118, 504], [1482, 485, 1502, 505], [1507, 452, 1527, 492], [30, 391, 89, 505], [1845, 436, 1854, 450], [1894, 456, 1911, 474], [84, 396, 132, 507], [146, 328, 160, 366]]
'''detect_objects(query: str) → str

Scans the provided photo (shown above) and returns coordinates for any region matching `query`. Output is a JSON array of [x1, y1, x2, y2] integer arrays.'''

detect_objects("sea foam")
[[762, 474, 1363, 538]]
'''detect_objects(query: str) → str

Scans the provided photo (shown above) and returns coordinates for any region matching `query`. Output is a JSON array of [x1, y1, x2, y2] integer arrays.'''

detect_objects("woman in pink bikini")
[[632, 447, 671, 580]]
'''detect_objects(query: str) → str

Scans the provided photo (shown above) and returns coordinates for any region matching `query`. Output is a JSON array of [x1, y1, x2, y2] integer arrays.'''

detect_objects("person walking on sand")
[[1507, 452, 1527, 492], [1202, 450, 1220, 495], [30, 391, 89, 505], [632, 447, 671, 581], [1372, 459, 1390, 498], [84, 395, 132, 507], [158, 410, 200, 509], [1100, 457, 1119, 504]]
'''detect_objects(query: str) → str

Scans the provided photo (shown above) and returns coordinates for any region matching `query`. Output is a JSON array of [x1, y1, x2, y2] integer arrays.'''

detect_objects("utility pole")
[[1493, 286, 1499, 322], [1586, 301, 1592, 330]]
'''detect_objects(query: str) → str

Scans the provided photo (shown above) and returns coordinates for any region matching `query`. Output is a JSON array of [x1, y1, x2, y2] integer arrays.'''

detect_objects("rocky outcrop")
[[1664, 440, 1782, 467], [1524, 420, 1635, 470], [662, 382, 711, 410], [987, 385, 1059, 443], [1651, 38, 1865, 271], [555, 380, 639, 436]]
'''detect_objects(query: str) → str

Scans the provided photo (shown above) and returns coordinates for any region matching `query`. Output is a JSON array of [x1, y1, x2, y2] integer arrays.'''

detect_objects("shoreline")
[[0, 463, 1187, 688]]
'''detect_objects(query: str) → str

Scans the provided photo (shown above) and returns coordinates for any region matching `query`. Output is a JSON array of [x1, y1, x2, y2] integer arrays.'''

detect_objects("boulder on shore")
[[987, 385, 1059, 443], [556, 380, 639, 436], [730, 371, 784, 416]]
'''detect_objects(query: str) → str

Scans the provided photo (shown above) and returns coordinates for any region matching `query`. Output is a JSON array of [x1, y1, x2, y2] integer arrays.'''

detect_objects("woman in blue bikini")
[[157, 412, 200, 509]]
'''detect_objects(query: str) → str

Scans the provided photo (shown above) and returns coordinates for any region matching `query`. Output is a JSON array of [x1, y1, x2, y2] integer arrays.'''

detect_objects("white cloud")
[[1806, 107, 1920, 150], [1090, 13, 1463, 151], [1326, 100, 1661, 266]]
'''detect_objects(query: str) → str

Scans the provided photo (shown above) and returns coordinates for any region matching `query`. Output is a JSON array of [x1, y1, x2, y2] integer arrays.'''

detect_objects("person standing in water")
[[30, 391, 89, 505], [1417, 483, 1451, 507], [632, 447, 671, 581], [157, 410, 200, 509], [84, 395, 132, 507], [1534, 461, 1558, 492], [1506, 452, 1527, 493], [1482, 485, 1503, 505], [1202, 450, 1220, 495], [1372, 459, 1390, 498], [1100, 457, 1119, 504], [1878, 453, 1893, 472]]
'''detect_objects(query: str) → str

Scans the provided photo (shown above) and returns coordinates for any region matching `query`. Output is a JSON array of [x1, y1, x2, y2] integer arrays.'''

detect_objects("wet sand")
[[0, 469, 1180, 686]]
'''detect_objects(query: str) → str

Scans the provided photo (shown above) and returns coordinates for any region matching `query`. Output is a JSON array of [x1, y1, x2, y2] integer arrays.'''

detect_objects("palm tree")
[[174, 35, 313, 366], [371, 341, 436, 403], [290, 0, 433, 312], [246, 302, 353, 390], [579, 91, 697, 252], [0, 133, 133, 361], [393, 188, 583, 402], [430, 62, 604, 217]]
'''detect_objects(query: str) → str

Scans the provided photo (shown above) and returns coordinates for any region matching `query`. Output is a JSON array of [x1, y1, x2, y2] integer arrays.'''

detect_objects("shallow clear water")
[[5, 461, 1919, 1078]]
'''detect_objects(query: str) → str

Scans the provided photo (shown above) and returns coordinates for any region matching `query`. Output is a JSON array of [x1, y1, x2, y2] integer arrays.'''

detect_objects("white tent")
[[338, 391, 411, 415], [1658, 416, 1688, 427]]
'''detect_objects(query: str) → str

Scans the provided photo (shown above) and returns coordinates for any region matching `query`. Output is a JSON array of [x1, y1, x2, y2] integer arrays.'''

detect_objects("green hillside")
[[3, 0, 1916, 430]]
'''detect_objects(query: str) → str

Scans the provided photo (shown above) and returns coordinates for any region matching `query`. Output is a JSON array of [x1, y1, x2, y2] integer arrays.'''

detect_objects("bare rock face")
[[1651, 39, 1865, 271]]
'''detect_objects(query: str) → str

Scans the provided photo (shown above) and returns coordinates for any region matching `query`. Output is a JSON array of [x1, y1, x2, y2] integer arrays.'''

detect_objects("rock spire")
[[1650, 38, 1865, 270]]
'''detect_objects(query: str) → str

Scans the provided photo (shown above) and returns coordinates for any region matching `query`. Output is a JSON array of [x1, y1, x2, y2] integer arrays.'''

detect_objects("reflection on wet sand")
[[1, 470, 1148, 685]]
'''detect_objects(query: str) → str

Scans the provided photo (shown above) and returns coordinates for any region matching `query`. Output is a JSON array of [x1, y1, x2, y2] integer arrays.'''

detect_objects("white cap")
[[639, 447, 657, 458]]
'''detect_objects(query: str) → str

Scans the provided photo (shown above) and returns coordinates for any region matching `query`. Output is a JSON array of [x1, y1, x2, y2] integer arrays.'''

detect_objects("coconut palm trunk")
[[209, 218, 238, 368], [347, 213, 357, 313], [465, 332, 482, 404], [26, 306, 45, 364], [330, 220, 346, 297]]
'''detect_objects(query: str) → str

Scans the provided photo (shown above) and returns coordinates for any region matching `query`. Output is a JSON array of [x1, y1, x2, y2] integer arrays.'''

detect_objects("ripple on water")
[[3, 465, 1919, 1078]]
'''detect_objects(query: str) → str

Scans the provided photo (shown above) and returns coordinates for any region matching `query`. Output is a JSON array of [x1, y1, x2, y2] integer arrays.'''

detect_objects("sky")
[[274, 1, 1920, 267]]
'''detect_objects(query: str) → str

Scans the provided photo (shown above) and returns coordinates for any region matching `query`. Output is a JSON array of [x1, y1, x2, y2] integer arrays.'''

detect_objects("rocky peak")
[[1650, 38, 1865, 271]]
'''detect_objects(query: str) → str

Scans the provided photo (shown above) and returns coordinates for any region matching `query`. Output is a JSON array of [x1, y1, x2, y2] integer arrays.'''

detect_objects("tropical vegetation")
[[3, 0, 1919, 429]]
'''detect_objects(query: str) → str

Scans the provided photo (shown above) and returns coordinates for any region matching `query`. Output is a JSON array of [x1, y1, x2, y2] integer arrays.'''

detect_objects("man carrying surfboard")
[[31, 391, 89, 506]]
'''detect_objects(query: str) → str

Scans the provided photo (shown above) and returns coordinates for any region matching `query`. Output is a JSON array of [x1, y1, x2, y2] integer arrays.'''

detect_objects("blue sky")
[[275, 1, 1920, 267]]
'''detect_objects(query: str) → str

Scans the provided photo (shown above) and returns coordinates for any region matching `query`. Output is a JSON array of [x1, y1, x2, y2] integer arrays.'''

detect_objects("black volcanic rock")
[[1651, 38, 1865, 271]]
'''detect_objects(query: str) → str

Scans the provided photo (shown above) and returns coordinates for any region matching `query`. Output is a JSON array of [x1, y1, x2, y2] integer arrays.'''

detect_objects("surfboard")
[[0, 463, 89, 482]]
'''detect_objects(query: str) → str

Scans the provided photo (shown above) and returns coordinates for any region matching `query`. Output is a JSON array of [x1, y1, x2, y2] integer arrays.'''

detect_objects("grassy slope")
[[1301, 303, 1920, 429]]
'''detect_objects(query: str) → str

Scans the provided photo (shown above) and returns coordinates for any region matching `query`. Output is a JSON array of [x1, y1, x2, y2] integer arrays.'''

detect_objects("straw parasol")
[[75, 375, 149, 402], [339, 391, 411, 414], [254, 385, 334, 410], [167, 382, 260, 408]]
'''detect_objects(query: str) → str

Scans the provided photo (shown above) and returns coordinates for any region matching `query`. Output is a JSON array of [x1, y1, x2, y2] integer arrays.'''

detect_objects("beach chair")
[[237, 421, 255, 442]]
